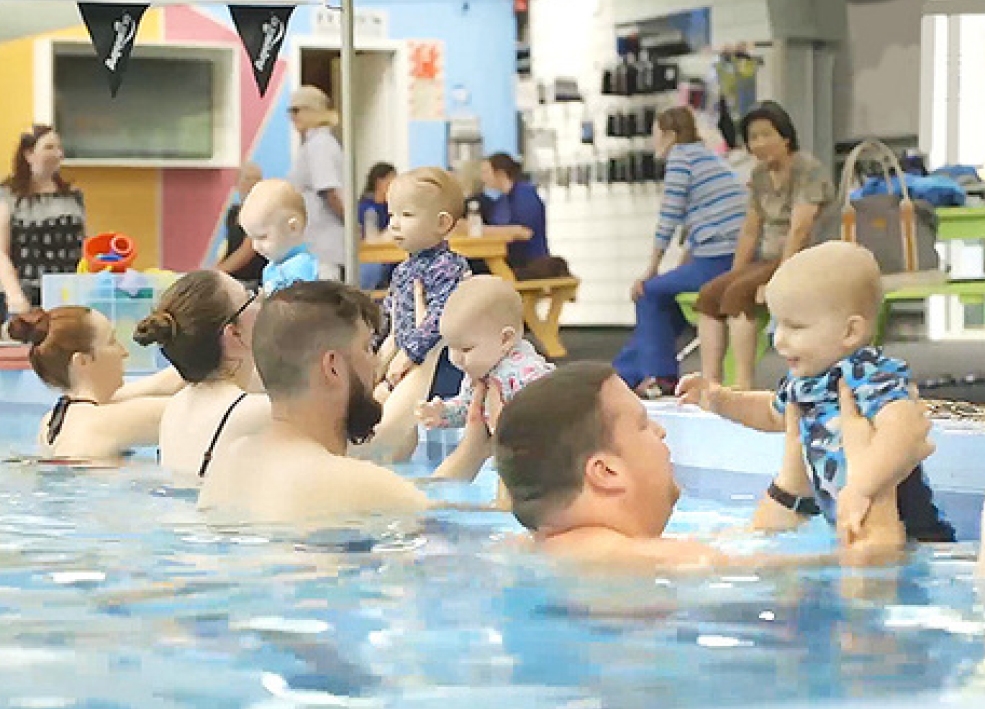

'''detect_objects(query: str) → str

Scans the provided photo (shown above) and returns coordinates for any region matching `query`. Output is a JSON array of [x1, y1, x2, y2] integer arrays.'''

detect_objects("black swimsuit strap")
[[198, 392, 248, 478], [47, 396, 99, 446]]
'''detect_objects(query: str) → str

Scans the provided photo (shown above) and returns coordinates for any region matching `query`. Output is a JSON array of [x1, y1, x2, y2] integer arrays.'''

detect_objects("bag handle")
[[838, 139, 919, 272]]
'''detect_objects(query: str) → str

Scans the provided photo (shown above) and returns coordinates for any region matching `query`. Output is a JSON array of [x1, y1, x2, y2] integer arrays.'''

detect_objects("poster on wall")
[[408, 39, 445, 121], [76, 2, 149, 97], [229, 5, 295, 97]]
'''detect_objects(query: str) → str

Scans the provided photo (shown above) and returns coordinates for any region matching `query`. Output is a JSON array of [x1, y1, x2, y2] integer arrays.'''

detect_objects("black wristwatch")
[[767, 482, 821, 516]]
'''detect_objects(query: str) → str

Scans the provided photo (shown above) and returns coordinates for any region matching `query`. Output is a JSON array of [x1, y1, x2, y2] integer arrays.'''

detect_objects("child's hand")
[[675, 373, 723, 413], [385, 350, 414, 388], [416, 397, 447, 428], [413, 279, 427, 328]]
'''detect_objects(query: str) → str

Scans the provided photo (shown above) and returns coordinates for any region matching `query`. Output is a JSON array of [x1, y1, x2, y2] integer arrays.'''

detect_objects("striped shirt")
[[655, 143, 746, 258]]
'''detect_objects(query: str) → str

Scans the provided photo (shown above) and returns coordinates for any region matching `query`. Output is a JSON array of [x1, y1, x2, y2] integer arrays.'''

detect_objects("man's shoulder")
[[541, 528, 722, 570]]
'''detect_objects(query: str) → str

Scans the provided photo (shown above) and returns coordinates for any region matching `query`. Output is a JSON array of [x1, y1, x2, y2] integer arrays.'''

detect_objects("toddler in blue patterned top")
[[679, 242, 952, 554]]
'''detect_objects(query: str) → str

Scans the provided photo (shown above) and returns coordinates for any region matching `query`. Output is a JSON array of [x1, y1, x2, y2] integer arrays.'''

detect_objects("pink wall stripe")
[[160, 5, 287, 271]]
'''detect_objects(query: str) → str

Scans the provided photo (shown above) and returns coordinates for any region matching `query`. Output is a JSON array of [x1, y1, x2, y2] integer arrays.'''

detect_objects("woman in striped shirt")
[[614, 106, 746, 397]]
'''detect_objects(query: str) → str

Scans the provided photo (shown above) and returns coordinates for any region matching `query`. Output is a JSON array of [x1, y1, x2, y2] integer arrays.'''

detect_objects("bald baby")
[[239, 178, 307, 262], [239, 179, 318, 293], [766, 241, 883, 325]]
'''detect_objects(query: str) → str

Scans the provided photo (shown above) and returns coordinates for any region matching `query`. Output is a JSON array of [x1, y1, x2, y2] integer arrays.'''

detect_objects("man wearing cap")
[[287, 85, 346, 281]]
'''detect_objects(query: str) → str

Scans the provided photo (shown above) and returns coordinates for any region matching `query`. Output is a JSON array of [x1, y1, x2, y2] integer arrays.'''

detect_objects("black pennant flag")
[[77, 3, 148, 98], [229, 5, 295, 97]]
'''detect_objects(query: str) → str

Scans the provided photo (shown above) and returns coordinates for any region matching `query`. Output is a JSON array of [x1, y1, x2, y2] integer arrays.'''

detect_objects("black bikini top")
[[47, 396, 98, 446], [198, 392, 248, 478]]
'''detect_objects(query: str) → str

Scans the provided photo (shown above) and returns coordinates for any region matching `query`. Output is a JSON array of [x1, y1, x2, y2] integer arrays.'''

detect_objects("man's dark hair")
[[739, 100, 800, 152], [486, 152, 523, 181], [252, 280, 380, 397], [493, 362, 616, 530]]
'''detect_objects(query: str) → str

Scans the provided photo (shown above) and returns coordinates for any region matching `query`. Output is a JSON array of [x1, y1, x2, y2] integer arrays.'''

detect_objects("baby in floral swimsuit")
[[417, 275, 553, 483]]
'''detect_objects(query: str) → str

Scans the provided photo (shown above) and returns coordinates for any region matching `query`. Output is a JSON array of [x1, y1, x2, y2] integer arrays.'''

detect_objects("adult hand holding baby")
[[837, 380, 920, 550]]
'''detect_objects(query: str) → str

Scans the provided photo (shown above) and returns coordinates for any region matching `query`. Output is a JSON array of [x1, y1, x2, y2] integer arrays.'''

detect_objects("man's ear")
[[319, 349, 345, 384], [70, 351, 92, 369], [436, 211, 455, 235], [583, 450, 626, 495]]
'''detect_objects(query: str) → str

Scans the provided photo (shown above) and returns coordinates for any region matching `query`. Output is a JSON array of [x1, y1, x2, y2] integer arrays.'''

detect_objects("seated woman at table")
[[358, 162, 396, 291], [481, 153, 570, 280], [7, 306, 184, 461]]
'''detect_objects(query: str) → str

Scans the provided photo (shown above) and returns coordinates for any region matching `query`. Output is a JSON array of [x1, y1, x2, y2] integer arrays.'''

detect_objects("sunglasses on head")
[[223, 288, 261, 328]]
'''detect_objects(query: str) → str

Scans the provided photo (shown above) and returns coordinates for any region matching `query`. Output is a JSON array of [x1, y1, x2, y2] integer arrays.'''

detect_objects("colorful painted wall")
[[0, 2, 517, 274]]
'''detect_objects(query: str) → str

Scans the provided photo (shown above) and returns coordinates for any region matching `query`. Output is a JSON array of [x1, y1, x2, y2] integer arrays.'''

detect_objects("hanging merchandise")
[[77, 2, 149, 97], [715, 44, 761, 121], [229, 5, 296, 97], [717, 97, 738, 149]]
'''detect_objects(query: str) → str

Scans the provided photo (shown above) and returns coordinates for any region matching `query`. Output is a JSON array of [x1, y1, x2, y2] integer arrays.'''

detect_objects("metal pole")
[[340, 0, 359, 286]]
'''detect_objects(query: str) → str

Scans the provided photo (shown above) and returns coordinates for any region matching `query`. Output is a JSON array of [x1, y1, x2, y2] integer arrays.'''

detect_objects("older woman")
[[614, 106, 746, 398], [134, 270, 269, 480], [695, 101, 836, 389], [0, 125, 85, 319], [287, 85, 345, 281], [8, 307, 183, 461]]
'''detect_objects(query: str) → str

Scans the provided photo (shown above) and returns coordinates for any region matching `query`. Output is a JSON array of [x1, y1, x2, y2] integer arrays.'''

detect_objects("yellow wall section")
[[60, 167, 160, 269], [0, 10, 164, 269], [0, 35, 37, 165]]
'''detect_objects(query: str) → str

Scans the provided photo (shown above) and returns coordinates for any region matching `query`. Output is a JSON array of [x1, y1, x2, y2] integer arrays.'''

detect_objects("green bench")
[[674, 207, 985, 384]]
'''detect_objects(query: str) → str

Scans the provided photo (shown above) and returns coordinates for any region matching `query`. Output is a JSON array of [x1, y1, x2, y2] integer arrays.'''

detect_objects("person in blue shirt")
[[480, 153, 569, 280], [357, 162, 396, 290], [238, 179, 319, 294]]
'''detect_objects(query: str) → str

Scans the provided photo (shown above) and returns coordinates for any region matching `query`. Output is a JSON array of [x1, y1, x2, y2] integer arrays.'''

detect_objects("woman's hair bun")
[[7, 308, 50, 346], [133, 310, 178, 347]]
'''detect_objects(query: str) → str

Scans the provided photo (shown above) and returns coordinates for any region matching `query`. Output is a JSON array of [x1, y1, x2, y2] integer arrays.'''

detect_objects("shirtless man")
[[198, 280, 428, 524], [493, 362, 935, 571]]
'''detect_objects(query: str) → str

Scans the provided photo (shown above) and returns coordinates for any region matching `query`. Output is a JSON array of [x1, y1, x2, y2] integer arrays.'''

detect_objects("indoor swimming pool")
[[0, 371, 984, 708]]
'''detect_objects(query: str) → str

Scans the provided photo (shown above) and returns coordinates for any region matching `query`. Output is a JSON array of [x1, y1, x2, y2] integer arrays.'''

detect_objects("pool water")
[[0, 403, 983, 708]]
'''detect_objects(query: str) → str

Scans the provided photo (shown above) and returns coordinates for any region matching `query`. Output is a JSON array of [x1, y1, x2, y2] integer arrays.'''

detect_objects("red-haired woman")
[[0, 125, 85, 319]]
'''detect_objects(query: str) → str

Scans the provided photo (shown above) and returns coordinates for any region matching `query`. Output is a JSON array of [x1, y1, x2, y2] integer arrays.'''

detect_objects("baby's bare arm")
[[716, 388, 785, 432]]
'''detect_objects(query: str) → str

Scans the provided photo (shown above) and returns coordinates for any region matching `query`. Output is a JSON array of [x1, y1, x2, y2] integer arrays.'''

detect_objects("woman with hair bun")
[[8, 306, 183, 461], [134, 270, 269, 479]]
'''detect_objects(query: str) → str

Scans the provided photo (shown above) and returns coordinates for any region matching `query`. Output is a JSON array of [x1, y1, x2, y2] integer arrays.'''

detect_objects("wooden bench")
[[365, 276, 581, 359], [513, 275, 581, 359]]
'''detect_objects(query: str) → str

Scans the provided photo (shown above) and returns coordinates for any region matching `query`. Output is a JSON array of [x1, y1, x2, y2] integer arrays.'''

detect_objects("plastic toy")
[[78, 233, 137, 273]]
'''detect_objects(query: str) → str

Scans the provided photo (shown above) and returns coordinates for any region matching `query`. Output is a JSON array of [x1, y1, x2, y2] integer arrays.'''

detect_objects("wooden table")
[[360, 228, 580, 358], [359, 231, 518, 281]]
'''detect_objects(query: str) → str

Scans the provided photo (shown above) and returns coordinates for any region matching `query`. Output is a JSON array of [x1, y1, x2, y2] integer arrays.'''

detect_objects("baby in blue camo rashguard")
[[764, 242, 952, 543]]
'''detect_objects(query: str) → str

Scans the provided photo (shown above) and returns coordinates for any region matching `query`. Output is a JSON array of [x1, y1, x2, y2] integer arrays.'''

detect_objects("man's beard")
[[346, 370, 383, 445]]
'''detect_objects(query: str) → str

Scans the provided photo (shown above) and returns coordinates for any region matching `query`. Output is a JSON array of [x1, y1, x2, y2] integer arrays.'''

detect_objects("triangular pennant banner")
[[229, 5, 295, 97], [77, 3, 148, 98]]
